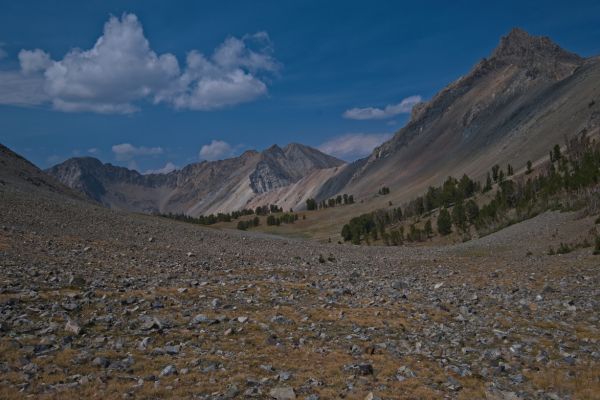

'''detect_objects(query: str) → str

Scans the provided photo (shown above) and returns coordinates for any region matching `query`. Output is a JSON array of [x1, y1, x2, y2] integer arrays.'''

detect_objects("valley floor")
[[0, 184, 599, 399]]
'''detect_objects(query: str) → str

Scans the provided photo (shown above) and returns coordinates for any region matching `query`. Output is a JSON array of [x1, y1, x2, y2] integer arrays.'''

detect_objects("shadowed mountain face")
[[46, 143, 345, 215], [0, 144, 85, 200], [316, 28, 599, 202]]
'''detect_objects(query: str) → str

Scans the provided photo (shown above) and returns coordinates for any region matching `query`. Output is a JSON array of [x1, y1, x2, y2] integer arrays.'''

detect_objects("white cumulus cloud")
[[343, 95, 422, 120], [0, 14, 279, 113], [18, 49, 52, 74], [199, 140, 233, 161], [318, 133, 392, 160], [111, 143, 163, 161]]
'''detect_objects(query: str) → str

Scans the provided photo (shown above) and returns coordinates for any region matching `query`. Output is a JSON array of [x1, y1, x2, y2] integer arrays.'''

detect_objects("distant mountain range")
[[45, 28, 600, 215], [46, 143, 345, 215]]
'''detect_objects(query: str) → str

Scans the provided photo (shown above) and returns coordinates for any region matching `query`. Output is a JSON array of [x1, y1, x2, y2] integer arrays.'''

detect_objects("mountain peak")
[[501, 27, 537, 47], [263, 144, 284, 155], [490, 27, 582, 68], [283, 142, 304, 151]]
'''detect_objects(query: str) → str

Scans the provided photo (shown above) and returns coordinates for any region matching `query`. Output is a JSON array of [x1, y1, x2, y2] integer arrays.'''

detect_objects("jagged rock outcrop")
[[249, 144, 344, 194]]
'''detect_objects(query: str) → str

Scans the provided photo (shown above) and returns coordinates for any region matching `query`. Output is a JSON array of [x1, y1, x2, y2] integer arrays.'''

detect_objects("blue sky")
[[1, 1, 599, 173]]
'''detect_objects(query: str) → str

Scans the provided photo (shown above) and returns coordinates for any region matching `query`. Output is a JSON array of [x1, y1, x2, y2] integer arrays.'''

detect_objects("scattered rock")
[[65, 320, 82, 335], [269, 386, 296, 400], [160, 365, 177, 377], [92, 357, 110, 368]]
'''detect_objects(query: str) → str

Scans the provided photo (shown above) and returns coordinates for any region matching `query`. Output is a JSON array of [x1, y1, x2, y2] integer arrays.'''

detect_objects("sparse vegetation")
[[340, 131, 600, 246], [162, 208, 255, 225], [548, 238, 594, 255]]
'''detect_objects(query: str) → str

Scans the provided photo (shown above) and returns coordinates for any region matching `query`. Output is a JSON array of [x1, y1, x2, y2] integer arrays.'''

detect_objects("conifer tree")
[[526, 160, 533, 174], [437, 208, 452, 235]]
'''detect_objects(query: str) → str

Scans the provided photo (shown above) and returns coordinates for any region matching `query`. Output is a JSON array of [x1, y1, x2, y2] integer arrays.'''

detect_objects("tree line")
[[266, 213, 299, 226], [340, 130, 600, 246], [161, 203, 285, 226], [340, 173, 479, 245], [306, 193, 354, 210]]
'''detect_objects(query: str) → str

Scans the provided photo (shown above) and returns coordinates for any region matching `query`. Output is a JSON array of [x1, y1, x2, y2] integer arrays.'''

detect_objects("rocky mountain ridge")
[[313, 28, 599, 205], [47, 143, 344, 215]]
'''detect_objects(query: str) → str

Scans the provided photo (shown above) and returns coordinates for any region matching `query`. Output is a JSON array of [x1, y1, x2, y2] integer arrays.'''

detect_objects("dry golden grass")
[[2, 247, 599, 399], [525, 364, 600, 399]]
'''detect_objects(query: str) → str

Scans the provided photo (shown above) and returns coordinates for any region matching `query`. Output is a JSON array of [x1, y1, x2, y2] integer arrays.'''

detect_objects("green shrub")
[[556, 242, 572, 254]]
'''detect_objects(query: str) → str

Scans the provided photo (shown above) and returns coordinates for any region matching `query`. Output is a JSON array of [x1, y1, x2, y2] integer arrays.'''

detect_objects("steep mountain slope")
[[47, 143, 345, 215], [0, 143, 86, 200], [318, 28, 600, 206]]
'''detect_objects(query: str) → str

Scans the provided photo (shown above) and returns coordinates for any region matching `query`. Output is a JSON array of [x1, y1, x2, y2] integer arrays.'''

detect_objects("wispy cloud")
[[199, 140, 233, 161], [0, 71, 48, 106], [111, 143, 163, 161], [318, 133, 392, 160], [343, 95, 422, 120], [0, 14, 279, 113], [144, 162, 178, 175]]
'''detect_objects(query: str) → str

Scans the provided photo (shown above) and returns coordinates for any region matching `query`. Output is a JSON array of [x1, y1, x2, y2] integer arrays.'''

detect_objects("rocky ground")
[[1, 183, 599, 399]]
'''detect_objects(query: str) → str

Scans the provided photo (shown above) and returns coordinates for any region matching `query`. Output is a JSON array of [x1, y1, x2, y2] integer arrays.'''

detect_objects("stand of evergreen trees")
[[161, 209, 254, 225], [340, 131, 600, 246], [161, 203, 286, 227], [266, 213, 299, 226], [306, 194, 354, 210], [254, 204, 283, 215], [237, 217, 260, 230], [341, 174, 480, 244], [475, 132, 600, 234]]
